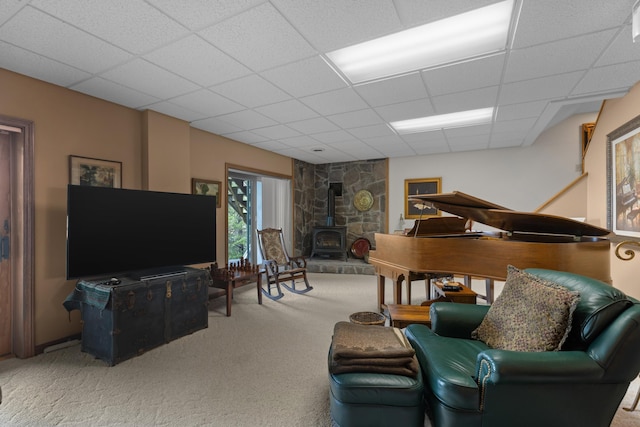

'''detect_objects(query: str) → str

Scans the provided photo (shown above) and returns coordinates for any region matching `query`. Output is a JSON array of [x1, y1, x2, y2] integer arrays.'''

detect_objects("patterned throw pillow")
[[472, 265, 580, 352]]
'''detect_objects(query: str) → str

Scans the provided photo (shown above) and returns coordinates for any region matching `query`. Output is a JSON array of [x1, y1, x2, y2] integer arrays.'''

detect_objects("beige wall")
[[0, 68, 292, 347], [585, 81, 640, 299]]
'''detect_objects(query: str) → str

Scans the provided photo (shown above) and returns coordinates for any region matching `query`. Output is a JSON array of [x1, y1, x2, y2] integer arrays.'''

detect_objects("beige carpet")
[[0, 273, 638, 426]]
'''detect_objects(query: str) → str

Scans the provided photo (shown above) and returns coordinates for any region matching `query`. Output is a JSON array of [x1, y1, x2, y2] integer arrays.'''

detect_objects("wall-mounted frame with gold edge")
[[69, 155, 122, 188], [192, 178, 221, 208], [404, 177, 442, 219], [607, 113, 640, 243]]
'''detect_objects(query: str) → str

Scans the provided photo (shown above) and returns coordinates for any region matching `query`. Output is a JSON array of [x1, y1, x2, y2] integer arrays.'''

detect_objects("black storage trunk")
[[79, 267, 209, 366]]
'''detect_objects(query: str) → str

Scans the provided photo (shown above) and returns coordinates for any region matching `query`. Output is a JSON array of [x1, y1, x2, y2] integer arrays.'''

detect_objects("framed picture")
[[404, 177, 442, 219], [607, 113, 640, 241], [69, 155, 121, 188], [192, 178, 221, 208]]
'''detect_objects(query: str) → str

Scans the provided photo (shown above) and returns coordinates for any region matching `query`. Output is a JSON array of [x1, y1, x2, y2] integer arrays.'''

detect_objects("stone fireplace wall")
[[293, 158, 387, 257]]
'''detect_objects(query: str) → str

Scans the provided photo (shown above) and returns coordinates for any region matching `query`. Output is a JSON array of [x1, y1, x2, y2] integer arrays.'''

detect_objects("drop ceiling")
[[1, 0, 639, 164]]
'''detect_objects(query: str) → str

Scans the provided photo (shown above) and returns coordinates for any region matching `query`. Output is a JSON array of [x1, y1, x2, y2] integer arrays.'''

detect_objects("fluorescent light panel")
[[327, 0, 514, 84], [391, 107, 494, 134]]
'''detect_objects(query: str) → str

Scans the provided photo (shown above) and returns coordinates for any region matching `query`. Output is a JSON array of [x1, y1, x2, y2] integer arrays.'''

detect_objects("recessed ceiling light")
[[312, 148, 325, 152], [326, 0, 514, 84], [390, 108, 494, 134]]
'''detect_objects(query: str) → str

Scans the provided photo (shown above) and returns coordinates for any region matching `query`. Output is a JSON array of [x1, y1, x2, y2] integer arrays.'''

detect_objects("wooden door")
[[0, 131, 10, 356]]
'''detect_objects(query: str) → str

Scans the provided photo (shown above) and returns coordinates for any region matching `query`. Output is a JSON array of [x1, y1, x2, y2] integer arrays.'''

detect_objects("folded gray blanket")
[[329, 321, 419, 378]]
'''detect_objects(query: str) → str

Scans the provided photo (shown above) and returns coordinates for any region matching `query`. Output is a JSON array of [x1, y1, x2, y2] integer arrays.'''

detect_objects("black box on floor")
[[78, 267, 209, 366]]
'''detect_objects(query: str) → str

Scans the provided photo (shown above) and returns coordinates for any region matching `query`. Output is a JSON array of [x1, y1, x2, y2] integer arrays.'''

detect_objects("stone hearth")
[[306, 258, 375, 275]]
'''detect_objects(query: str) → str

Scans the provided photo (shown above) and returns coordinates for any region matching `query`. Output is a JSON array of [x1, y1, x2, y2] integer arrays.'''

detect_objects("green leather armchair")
[[405, 268, 640, 427]]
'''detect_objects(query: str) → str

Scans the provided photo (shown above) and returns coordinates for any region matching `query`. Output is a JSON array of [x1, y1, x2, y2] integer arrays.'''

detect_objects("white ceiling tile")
[[394, 0, 498, 28], [272, 0, 402, 52], [422, 54, 505, 96], [447, 135, 491, 151], [272, 147, 328, 164], [492, 117, 537, 134], [355, 72, 428, 107], [199, 2, 316, 71], [504, 30, 617, 83], [374, 99, 436, 122], [147, 0, 264, 30], [144, 102, 207, 122], [101, 59, 200, 98], [405, 132, 451, 154], [262, 56, 348, 97], [300, 88, 369, 115], [255, 99, 319, 123], [252, 140, 291, 151], [572, 61, 640, 96], [0, 0, 28, 26], [30, 0, 188, 54], [489, 131, 526, 148], [251, 124, 301, 139], [70, 77, 160, 108], [513, 0, 632, 49], [311, 130, 355, 144], [360, 134, 405, 147], [211, 74, 290, 108], [402, 130, 447, 144], [144, 35, 251, 87], [216, 109, 277, 130], [496, 100, 548, 121], [432, 86, 499, 114], [349, 124, 396, 139], [287, 117, 339, 134], [499, 72, 583, 105], [191, 117, 243, 135], [374, 142, 416, 157], [223, 131, 269, 144], [0, 41, 91, 87], [444, 125, 492, 139], [0, 6, 131, 73], [279, 135, 320, 148], [596, 25, 640, 67], [170, 89, 244, 117], [327, 109, 384, 129]]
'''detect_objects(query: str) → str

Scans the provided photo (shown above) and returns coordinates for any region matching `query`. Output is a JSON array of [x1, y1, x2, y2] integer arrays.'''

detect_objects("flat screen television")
[[66, 185, 216, 280]]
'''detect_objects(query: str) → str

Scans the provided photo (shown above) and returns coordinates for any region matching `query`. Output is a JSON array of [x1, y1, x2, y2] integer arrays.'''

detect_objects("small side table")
[[387, 304, 431, 329], [209, 268, 263, 316], [432, 281, 478, 304]]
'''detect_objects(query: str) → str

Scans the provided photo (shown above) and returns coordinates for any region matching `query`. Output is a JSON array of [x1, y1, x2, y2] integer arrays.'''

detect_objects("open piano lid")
[[409, 191, 611, 237]]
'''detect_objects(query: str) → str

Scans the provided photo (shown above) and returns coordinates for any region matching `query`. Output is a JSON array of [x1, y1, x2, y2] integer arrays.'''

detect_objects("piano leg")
[[377, 275, 386, 312], [463, 276, 495, 303]]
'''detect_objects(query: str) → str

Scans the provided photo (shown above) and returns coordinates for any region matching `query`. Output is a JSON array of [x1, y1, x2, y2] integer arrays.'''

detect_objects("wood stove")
[[310, 226, 346, 260]]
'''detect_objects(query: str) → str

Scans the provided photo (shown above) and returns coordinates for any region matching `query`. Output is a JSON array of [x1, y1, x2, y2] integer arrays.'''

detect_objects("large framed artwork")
[[192, 178, 221, 208], [607, 113, 640, 242], [404, 177, 442, 219], [69, 155, 122, 188]]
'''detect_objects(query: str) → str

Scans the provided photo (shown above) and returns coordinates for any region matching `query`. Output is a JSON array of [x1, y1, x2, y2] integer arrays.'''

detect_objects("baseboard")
[[35, 333, 81, 355]]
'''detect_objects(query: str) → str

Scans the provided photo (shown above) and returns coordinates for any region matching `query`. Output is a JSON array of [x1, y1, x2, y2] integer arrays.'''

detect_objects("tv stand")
[[64, 266, 209, 366]]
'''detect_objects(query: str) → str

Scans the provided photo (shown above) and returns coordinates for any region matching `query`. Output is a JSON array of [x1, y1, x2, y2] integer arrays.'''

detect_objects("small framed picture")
[[405, 177, 442, 219], [192, 178, 221, 208], [69, 155, 122, 188]]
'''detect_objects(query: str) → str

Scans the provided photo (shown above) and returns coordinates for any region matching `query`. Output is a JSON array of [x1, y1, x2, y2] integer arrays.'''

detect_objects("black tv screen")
[[66, 185, 216, 279]]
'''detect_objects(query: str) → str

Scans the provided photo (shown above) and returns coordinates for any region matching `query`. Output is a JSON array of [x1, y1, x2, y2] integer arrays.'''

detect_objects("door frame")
[[0, 114, 35, 358], [225, 163, 293, 264]]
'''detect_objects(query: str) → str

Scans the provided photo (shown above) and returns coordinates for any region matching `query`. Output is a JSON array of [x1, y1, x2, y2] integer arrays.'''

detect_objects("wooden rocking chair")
[[257, 228, 313, 300]]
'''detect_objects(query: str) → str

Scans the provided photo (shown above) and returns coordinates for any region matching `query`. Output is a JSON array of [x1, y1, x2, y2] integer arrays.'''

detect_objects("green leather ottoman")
[[328, 353, 425, 427]]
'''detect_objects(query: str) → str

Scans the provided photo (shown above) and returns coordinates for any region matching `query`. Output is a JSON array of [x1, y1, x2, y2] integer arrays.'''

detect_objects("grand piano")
[[368, 191, 611, 310]]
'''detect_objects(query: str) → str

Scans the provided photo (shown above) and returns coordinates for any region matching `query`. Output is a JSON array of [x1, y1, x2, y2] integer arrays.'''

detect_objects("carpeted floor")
[[0, 273, 638, 426]]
